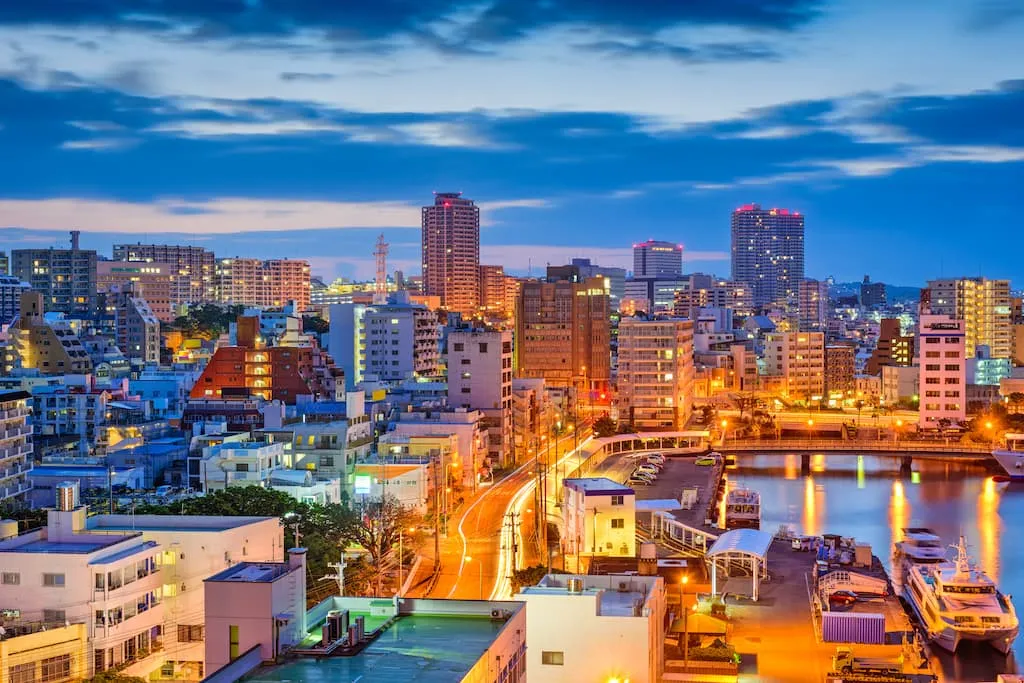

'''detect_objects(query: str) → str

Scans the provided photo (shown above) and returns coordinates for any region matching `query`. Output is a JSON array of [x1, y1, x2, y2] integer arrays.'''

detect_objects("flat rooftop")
[[90, 514, 275, 533], [207, 562, 295, 583], [564, 477, 634, 496], [0, 534, 130, 554], [244, 615, 507, 683]]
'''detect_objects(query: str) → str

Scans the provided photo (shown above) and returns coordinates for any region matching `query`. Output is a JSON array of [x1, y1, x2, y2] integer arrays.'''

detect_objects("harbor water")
[[733, 452, 1017, 683]]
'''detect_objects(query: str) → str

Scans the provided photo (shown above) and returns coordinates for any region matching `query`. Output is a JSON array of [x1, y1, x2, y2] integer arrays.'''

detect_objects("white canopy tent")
[[705, 529, 773, 602]]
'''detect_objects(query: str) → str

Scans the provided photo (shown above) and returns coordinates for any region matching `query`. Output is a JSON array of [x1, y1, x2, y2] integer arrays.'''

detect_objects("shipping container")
[[821, 611, 886, 644]]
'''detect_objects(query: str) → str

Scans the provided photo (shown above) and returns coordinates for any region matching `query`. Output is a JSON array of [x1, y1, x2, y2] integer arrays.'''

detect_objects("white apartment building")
[[447, 328, 513, 466], [516, 573, 666, 683], [197, 440, 286, 493], [350, 462, 430, 511], [617, 318, 695, 430], [928, 277, 1012, 359], [881, 364, 919, 404], [918, 314, 966, 427], [0, 390, 32, 505], [762, 331, 825, 400], [563, 478, 636, 561]]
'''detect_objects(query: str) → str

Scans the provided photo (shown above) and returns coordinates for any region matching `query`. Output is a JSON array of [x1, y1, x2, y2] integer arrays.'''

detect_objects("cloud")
[[59, 137, 137, 151], [581, 39, 781, 64], [964, 1, 1024, 31], [68, 120, 125, 132], [0, 195, 551, 234], [279, 71, 336, 82]]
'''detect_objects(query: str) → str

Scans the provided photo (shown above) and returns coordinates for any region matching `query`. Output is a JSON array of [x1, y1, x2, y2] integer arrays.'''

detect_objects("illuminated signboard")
[[354, 475, 372, 495]]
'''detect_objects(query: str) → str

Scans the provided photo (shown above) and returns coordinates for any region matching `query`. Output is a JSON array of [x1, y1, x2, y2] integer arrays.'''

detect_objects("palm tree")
[[854, 400, 865, 426]]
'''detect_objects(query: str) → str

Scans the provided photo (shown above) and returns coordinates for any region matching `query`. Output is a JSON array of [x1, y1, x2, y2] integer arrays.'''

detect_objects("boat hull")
[[902, 584, 1018, 654], [992, 450, 1024, 481]]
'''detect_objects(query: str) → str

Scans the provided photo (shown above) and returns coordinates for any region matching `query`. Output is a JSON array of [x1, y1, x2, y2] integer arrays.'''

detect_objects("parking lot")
[[590, 451, 720, 527]]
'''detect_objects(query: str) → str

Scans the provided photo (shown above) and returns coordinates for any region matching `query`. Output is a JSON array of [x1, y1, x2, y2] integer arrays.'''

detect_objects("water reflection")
[[735, 453, 1014, 683]]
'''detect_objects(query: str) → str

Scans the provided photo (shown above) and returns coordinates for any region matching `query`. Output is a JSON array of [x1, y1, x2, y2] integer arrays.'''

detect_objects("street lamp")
[[720, 419, 728, 447], [465, 555, 484, 599], [681, 575, 690, 663], [807, 418, 814, 442], [893, 419, 903, 444]]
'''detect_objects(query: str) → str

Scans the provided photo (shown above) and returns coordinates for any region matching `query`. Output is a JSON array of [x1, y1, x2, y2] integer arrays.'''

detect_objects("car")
[[631, 468, 656, 480], [646, 455, 666, 465], [155, 485, 174, 498], [695, 457, 716, 466], [636, 465, 659, 476], [628, 476, 654, 486], [828, 590, 858, 607]]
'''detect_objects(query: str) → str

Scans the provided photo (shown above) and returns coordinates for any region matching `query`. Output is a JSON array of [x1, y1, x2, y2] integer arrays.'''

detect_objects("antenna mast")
[[374, 234, 389, 305]]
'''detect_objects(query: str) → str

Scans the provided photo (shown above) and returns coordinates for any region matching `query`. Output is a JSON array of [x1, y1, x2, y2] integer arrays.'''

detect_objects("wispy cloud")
[[0, 195, 552, 234], [59, 138, 137, 151]]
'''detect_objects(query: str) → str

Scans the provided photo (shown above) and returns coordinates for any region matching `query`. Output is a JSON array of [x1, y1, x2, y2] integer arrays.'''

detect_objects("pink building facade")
[[918, 314, 966, 427]]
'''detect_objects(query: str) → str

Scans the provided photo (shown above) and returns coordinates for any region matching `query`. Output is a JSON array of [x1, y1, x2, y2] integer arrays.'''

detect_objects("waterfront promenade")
[[722, 438, 992, 457]]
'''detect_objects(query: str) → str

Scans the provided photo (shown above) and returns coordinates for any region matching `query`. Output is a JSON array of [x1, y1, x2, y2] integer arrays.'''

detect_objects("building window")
[[925, 337, 940, 344], [43, 609, 66, 623], [453, 343, 464, 351], [178, 624, 205, 642], [478, 343, 488, 353], [610, 495, 624, 506], [42, 573, 65, 587], [9, 663, 35, 683], [611, 518, 625, 529], [1, 572, 19, 585], [40, 654, 71, 683], [541, 651, 564, 666], [229, 625, 240, 661]]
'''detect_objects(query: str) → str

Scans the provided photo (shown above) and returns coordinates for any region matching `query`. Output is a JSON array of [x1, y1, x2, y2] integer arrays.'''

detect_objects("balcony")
[[0, 481, 31, 499]]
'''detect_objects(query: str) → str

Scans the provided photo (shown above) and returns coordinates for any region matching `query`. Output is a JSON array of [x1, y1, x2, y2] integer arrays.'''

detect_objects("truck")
[[832, 646, 902, 676]]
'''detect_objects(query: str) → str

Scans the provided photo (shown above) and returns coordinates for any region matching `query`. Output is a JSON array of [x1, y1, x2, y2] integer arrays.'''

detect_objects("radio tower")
[[373, 234, 389, 305]]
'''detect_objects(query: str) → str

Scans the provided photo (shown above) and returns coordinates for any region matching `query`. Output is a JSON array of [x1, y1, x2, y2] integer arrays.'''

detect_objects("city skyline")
[[0, 2, 1022, 284]]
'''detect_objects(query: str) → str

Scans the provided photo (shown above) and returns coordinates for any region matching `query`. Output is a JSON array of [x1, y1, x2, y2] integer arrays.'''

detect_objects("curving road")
[[426, 430, 590, 600]]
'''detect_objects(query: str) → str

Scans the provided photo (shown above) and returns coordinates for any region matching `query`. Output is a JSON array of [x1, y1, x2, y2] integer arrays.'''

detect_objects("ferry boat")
[[894, 528, 948, 567], [723, 487, 761, 530], [992, 433, 1024, 482], [902, 536, 1018, 653]]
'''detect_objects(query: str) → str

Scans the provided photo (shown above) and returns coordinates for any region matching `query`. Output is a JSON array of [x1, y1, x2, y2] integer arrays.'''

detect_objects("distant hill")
[[829, 282, 921, 304]]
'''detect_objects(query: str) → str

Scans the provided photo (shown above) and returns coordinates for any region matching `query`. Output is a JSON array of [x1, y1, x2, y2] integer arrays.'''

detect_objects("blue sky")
[[0, 0, 1021, 284]]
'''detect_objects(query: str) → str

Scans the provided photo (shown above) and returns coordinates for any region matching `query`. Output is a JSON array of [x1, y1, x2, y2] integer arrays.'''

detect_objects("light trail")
[[490, 433, 594, 599]]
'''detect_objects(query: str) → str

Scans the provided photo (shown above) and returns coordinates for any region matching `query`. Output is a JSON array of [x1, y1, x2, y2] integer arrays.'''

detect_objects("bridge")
[[721, 438, 992, 458]]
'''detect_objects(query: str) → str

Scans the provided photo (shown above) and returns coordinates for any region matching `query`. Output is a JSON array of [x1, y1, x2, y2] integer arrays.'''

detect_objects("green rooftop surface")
[[246, 615, 506, 682]]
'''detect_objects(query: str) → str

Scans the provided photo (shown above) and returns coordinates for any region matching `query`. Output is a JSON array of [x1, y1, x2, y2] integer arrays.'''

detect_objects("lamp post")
[[720, 419, 728, 448], [985, 421, 995, 444], [681, 575, 690, 664], [807, 418, 814, 443], [465, 555, 483, 599], [893, 419, 903, 444]]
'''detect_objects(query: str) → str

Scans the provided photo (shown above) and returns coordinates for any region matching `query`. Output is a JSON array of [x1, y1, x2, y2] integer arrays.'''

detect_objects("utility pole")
[[322, 554, 348, 596], [433, 456, 441, 571], [504, 511, 520, 574]]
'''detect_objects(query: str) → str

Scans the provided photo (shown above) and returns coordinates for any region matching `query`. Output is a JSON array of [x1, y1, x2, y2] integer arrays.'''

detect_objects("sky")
[[0, 1, 1022, 285]]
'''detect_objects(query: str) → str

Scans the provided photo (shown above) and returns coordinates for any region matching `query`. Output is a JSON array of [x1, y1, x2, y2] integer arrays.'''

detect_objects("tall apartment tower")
[[866, 318, 915, 375], [633, 240, 683, 279], [479, 265, 508, 316], [447, 328, 514, 466], [422, 192, 480, 316], [798, 279, 829, 332], [13, 231, 97, 316], [515, 276, 610, 398], [617, 317, 695, 430], [918, 314, 966, 427], [730, 204, 805, 308], [762, 331, 825, 400], [925, 277, 1012, 359], [113, 243, 216, 304]]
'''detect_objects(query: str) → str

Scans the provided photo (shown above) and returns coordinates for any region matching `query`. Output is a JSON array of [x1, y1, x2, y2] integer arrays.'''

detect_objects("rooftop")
[[521, 574, 660, 617], [564, 477, 634, 496], [0, 533, 131, 555], [245, 615, 508, 683], [206, 562, 296, 583], [90, 514, 276, 533]]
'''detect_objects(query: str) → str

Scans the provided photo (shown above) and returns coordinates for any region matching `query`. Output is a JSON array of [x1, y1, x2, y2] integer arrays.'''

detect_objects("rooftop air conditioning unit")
[[490, 608, 504, 619], [618, 581, 629, 592]]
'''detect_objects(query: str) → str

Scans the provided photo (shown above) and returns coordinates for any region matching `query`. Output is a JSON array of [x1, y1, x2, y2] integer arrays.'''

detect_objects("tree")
[[85, 672, 147, 683], [344, 495, 420, 596], [510, 564, 567, 594], [303, 315, 330, 335], [592, 415, 617, 438]]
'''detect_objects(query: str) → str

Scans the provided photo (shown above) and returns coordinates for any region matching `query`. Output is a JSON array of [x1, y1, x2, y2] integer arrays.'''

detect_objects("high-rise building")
[[422, 192, 480, 316], [918, 314, 966, 427], [110, 284, 161, 365], [730, 204, 805, 308], [672, 278, 753, 318], [547, 258, 627, 311], [363, 297, 440, 382], [97, 261, 175, 322], [866, 318, 915, 375], [824, 344, 856, 398], [0, 274, 30, 325], [798, 279, 829, 332], [762, 331, 824, 400], [0, 251, 9, 275], [617, 317, 695, 430], [0, 390, 32, 505], [479, 265, 508, 316], [925, 277, 1012, 359], [515, 276, 610, 399], [447, 328, 513, 466], [12, 231, 97, 316], [633, 240, 682, 279], [214, 258, 311, 309], [113, 243, 216, 304], [860, 275, 886, 308]]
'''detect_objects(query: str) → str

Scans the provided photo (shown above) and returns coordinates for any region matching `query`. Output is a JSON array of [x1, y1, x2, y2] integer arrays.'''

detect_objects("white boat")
[[992, 434, 1024, 481], [894, 527, 947, 566], [723, 487, 760, 530], [902, 536, 1018, 654]]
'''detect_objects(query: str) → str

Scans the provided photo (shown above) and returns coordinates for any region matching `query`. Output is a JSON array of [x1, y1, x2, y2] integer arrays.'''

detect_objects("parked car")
[[646, 454, 666, 465], [631, 469, 656, 482], [155, 485, 174, 498], [628, 475, 654, 486], [828, 590, 858, 607]]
